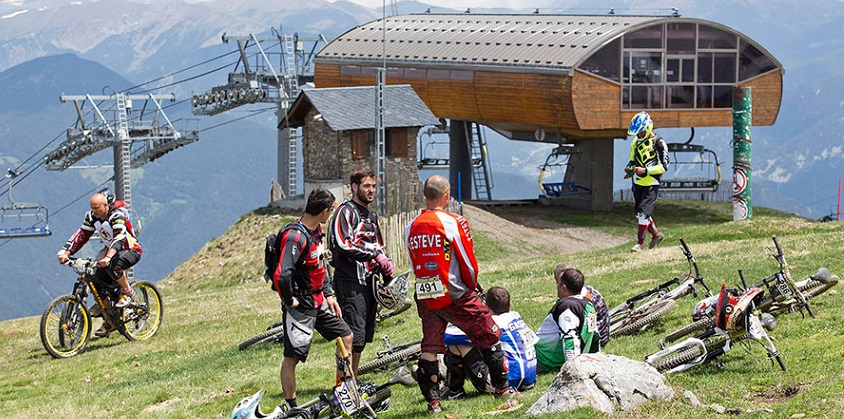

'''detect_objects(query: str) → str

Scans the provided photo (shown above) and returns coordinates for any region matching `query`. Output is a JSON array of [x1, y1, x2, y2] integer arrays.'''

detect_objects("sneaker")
[[649, 232, 664, 250], [440, 387, 465, 400], [95, 322, 117, 338], [630, 243, 645, 253], [115, 291, 134, 308], [494, 387, 521, 400], [427, 399, 442, 414]]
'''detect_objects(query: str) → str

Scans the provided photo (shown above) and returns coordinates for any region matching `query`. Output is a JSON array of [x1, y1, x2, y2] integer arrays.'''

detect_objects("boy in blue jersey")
[[442, 286, 538, 399]]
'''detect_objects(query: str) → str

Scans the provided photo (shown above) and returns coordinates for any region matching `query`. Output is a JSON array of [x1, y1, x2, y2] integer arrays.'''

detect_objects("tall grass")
[[1, 201, 842, 418]]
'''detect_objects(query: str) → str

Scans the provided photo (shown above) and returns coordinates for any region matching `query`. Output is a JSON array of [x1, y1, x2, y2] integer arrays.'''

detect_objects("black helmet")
[[98, 188, 116, 206]]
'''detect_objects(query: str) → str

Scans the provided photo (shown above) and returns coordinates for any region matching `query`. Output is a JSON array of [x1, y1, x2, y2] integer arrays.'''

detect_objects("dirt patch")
[[462, 204, 626, 258], [754, 383, 806, 404]]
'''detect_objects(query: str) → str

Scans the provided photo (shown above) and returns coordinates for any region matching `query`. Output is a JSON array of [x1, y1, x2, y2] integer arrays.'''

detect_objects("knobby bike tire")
[[610, 299, 677, 338], [40, 294, 91, 359], [121, 281, 164, 341], [239, 325, 285, 350], [663, 316, 715, 344], [358, 343, 422, 376], [364, 387, 392, 416], [651, 345, 704, 372]]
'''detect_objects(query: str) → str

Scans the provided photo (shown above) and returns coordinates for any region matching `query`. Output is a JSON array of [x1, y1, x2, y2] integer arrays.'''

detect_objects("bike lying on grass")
[[609, 238, 712, 338], [230, 338, 416, 419], [358, 335, 422, 376], [660, 236, 839, 346], [39, 257, 163, 358], [646, 274, 786, 374], [239, 272, 412, 351]]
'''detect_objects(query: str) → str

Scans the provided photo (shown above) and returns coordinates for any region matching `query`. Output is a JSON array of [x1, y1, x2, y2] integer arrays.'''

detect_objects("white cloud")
[[765, 166, 791, 183], [332, 0, 557, 11]]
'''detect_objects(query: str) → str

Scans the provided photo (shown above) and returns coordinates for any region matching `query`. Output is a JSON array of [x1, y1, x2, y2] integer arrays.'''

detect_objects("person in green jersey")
[[535, 265, 599, 374]]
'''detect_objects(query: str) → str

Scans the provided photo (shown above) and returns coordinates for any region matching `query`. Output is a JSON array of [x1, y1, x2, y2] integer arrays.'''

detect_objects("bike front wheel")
[[238, 325, 285, 350], [40, 294, 91, 358], [358, 342, 422, 376], [663, 316, 714, 345], [121, 281, 163, 341]]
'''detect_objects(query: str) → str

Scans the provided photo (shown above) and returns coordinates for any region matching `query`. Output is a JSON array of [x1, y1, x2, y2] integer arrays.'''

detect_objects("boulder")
[[527, 353, 674, 415]]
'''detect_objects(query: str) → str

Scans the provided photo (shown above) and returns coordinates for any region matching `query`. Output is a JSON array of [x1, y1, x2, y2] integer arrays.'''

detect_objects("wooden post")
[[732, 87, 752, 220]]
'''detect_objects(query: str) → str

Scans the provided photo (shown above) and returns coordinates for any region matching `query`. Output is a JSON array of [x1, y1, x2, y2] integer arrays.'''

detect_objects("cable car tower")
[[190, 30, 329, 198], [43, 93, 200, 208]]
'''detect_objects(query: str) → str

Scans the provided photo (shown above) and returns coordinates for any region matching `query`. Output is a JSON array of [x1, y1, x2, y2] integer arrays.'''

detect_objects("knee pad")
[[416, 358, 440, 402], [462, 348, 492, 393], [444, 351, 466, 389], [636, 212, 650, 225], [481, 344, 508, 390]]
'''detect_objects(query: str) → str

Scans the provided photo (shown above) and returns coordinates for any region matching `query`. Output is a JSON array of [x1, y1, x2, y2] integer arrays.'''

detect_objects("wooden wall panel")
[[740, 71, 782, 126], [314, 65, 341, 88], [473, 71, 526, 123], [425, 79, 481, 121], [523, 74, 576, 129], [572, 70, 622, 131]]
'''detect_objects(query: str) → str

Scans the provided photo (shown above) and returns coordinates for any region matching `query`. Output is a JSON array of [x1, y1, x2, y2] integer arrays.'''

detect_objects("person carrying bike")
[[442, 286, 538, 399], [624, 111, 668, 252], [272, 188, 353, 410], [329, 168, 394, 376], [406, 175, 517, 414], [57, 190, 141, 338], [535, 267, 599, 374]]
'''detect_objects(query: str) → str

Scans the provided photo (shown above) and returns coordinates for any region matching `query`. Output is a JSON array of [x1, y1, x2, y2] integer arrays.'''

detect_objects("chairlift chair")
[[660, 128, 722, 193], [538, 144, 591, 197], [0, 169, 52, 238]]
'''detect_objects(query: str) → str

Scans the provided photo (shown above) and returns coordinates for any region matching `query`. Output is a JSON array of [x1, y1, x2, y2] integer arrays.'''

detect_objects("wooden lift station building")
[[312, 13, 783, 210]]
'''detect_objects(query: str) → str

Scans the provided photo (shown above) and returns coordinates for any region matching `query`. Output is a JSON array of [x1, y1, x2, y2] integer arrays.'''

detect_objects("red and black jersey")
[[62, 206, 142, 256], [328, 200, 384, 286], [272, 221, 332, 310]]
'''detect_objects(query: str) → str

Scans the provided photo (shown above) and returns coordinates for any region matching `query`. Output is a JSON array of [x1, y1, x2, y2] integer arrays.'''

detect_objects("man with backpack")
[[57, 189, 142, 337], [271, 188, 353, 410], [329, 168, 394, 376], [556, 262, 610, 348], [624, 111, 669, 252]]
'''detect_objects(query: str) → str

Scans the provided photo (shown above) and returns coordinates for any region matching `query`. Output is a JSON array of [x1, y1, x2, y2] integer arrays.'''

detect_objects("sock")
[[637, 224, 647, 245], [286, 398, 297, 408], [647, 221, 660, 237]]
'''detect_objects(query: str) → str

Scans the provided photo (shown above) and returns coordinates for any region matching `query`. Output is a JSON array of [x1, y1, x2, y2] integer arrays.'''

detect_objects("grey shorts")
[[282, 299, 352, 361]]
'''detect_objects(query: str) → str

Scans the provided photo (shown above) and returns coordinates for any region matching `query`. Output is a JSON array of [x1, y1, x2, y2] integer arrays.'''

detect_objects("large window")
[[589, 22, 776, 110]]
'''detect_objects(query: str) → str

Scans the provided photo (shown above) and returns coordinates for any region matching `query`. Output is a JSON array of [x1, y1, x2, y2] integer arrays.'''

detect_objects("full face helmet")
[[98, 188, 116, 207], [373, 271, 409, 310], [627, 111, 653, 138], [229, 389, 286, 419]]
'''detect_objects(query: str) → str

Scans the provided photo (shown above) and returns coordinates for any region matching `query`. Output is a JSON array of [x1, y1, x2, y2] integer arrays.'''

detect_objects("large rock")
[[527, 353, 674, 415]]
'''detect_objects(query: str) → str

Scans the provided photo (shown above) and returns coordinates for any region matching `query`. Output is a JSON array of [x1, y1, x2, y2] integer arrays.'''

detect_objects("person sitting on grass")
[[442, 286, 538, 399], [535, 267, 600, 374]]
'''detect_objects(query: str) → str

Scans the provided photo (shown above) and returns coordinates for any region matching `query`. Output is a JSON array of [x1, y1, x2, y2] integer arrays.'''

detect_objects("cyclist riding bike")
[[57, 190, 142, 337]]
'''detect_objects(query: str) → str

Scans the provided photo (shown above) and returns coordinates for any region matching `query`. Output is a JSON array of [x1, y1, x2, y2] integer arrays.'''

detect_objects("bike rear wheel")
[[239, 325, 285, 350], [40, 295, 91, 358], [358, 342, 422, 376], [800, 276, 839, 300], [610, 299, 677, 338], [663, 316, 714, 345], [121, 281, 163, 341], [651, 345, 704, 372]]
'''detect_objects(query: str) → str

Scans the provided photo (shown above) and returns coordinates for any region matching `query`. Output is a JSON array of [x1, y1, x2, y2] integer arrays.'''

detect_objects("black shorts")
[[334, 279, 376, 353], [633, 184, 659, 217], [95, 249, 141, 284], [282, 300, 352, 362]]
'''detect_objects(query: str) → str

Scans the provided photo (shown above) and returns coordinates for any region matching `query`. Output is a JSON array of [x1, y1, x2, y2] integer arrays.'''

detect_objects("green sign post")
[[732, 87, 752, 220]]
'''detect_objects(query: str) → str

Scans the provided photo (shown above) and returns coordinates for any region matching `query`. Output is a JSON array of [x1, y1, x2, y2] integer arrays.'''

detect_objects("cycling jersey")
[[63, 206, 142, 255], [329, 200, 384, 286], [535, 295, 599, 372], [273, 221, 333, 310], [627, 133, 669, 187], [406, 209, 478, 310], [444, 311, 538, 389]]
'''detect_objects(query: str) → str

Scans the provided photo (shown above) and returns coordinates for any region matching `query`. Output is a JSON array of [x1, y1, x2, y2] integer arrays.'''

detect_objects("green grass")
[[1, 202, 843, 418]]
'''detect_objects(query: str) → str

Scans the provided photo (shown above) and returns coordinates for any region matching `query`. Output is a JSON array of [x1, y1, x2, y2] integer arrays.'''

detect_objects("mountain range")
[[0, 0, 842, 320]]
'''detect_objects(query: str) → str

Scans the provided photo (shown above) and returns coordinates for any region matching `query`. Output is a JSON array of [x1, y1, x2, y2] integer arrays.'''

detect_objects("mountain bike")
[[230, 338, 416, 419], [358, 335, 423, 376], [39, 257, 163, 358], [660, 237, 839, 346], [646, 275, 786, 374], [609, 238, 712, 338]]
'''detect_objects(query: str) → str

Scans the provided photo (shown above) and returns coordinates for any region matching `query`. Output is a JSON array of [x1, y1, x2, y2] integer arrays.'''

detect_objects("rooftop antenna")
[[672, 7, 681, 17], [609, 8, 615, 15]]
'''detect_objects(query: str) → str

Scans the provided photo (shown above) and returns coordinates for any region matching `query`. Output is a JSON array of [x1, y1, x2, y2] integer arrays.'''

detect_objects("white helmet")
[[373, 271, 409, 310], [230, 390, 286, 419]]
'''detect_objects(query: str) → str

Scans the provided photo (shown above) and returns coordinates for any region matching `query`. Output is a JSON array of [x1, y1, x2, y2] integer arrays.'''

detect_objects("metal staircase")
[[467, 122, 493, 200]]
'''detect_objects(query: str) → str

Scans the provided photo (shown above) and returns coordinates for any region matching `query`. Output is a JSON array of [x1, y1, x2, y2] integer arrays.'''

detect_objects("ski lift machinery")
[[660, 128, 722, 193], [538, 144, 591, 197], [0, 169, 52, 238]]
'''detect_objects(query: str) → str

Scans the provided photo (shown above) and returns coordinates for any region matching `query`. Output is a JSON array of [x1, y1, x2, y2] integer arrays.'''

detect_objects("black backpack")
[[263, 221, 310, 289]]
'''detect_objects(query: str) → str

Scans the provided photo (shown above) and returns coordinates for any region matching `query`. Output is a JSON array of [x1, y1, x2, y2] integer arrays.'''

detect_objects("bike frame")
[[68, 258, 124, 330]]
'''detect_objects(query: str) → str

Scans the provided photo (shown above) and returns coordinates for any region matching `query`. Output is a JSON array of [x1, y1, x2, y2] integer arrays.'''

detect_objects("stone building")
[[279, 84, 439, 214]]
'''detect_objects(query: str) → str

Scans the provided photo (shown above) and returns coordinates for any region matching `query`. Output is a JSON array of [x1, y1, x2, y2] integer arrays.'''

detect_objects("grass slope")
[[1, 201, 842, 418]]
